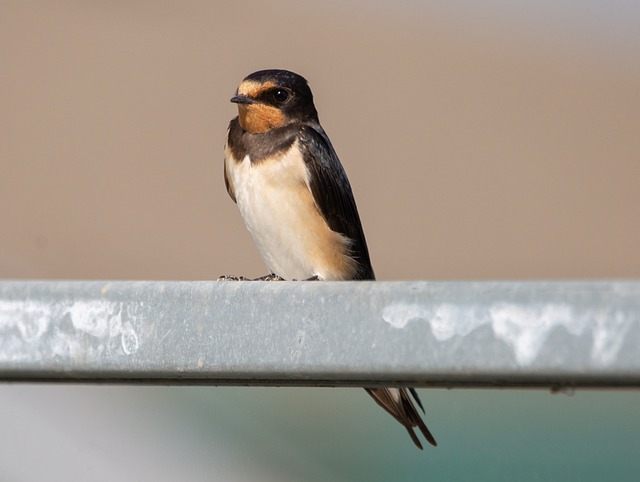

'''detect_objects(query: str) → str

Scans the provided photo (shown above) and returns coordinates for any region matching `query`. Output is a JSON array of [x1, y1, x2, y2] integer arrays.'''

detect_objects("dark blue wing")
[[298, 124, 375, 280]]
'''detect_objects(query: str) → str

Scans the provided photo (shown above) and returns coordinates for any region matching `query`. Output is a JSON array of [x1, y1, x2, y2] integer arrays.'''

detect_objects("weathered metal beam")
[[1, 280, 639, 387]]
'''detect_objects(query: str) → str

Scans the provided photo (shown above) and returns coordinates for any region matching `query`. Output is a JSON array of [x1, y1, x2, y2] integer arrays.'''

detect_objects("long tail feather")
[[365, 388, 437, 449]]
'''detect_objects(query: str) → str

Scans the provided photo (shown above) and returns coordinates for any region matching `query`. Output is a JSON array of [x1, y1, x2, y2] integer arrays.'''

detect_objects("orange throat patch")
[[238, 103, 286, 134]]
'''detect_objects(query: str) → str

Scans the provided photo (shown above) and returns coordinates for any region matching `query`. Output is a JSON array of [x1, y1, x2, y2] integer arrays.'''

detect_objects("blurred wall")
[[1, 1, 639, 281]]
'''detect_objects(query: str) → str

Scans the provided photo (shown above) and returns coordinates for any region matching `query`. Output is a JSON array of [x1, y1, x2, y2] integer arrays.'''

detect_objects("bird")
[[222, 69, 437, 449]]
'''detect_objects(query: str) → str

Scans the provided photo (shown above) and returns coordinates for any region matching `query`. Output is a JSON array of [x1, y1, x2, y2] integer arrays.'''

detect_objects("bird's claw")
[[253, 273, 286, 281], [217, 273, 286, 281]]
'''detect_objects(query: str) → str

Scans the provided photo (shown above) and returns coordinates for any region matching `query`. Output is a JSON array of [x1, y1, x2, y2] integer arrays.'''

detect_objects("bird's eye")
[[273, 89, 290, 103]]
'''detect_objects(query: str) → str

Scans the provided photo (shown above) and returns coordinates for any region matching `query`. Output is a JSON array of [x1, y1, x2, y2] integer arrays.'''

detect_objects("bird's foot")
[[217, 275, 250, 281], [218, 273, 314, 281], [253, 273, 286, 281]]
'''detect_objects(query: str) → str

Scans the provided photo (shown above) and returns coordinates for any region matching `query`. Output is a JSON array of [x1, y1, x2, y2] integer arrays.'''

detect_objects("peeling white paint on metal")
[[381, 302, 633, 367], [0, 299, 139, 362]]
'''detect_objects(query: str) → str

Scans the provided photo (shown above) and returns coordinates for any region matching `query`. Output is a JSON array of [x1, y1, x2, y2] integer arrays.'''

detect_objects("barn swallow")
[[222, 69, 436, 449]]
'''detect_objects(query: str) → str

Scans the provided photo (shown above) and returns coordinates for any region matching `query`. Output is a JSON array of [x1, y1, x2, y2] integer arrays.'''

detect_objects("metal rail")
[[1, 280, 639, 387]]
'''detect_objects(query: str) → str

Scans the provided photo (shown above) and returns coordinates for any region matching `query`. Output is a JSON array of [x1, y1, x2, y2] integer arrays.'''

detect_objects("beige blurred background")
[[1, 2, 640, 481], [2, 2, 638, 281]]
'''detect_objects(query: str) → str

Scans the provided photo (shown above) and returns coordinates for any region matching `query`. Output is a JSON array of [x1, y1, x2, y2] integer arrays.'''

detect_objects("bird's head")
[[231, 69, 318, 134]]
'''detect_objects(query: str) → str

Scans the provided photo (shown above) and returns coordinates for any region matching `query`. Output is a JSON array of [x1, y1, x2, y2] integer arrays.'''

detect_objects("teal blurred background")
[[1, 1, 639, 480], [1, 386, 639, 480]]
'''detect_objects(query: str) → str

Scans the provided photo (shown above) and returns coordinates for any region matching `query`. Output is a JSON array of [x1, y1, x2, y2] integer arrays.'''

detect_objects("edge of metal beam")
[[1, 280, 639, 387]]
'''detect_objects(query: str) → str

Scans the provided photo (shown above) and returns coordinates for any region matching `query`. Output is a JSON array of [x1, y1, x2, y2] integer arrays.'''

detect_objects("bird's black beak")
[[230, 94, 256, 104]]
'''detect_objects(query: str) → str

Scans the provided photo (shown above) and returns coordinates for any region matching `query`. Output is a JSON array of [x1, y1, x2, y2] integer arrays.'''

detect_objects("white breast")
[[224, 140, 354, 280]]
